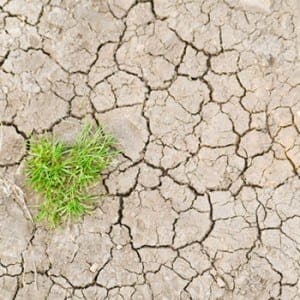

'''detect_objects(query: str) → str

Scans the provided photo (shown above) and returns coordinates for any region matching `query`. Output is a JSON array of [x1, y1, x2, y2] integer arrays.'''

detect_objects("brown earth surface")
[[0, 0, 300, 299]]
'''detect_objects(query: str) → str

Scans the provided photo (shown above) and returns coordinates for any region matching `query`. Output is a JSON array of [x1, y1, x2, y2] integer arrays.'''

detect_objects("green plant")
[[26, 124, 119, 227]]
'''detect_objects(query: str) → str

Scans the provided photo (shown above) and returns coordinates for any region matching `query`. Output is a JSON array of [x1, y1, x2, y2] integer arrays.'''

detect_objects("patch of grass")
[[26, 124, 119, 227]]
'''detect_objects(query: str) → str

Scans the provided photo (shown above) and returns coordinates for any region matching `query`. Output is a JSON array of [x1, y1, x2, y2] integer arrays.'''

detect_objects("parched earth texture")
[[0, 0, 300, 299]]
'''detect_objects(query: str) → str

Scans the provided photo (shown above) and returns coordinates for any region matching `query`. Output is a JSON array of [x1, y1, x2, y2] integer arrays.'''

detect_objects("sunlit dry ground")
[[0, 0, 299, 299]]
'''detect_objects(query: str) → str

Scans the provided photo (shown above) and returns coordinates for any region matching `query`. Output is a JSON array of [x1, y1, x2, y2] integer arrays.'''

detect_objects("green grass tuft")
[[26, 124, 119, 228]]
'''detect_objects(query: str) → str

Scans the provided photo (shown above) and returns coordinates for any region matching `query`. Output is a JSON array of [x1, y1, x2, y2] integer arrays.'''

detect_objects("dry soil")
[[0, 0, 300, 299]]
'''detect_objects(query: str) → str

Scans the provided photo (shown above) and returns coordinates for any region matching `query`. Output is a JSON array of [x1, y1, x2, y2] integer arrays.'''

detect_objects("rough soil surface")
[[0, 0, 300, 299]]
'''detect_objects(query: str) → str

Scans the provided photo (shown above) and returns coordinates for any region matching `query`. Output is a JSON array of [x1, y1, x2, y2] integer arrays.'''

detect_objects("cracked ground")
[[0, 0, 300, 299]]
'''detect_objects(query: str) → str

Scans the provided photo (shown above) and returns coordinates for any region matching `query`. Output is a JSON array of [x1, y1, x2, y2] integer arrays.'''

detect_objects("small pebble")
[[89, 263, 99, 273]]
